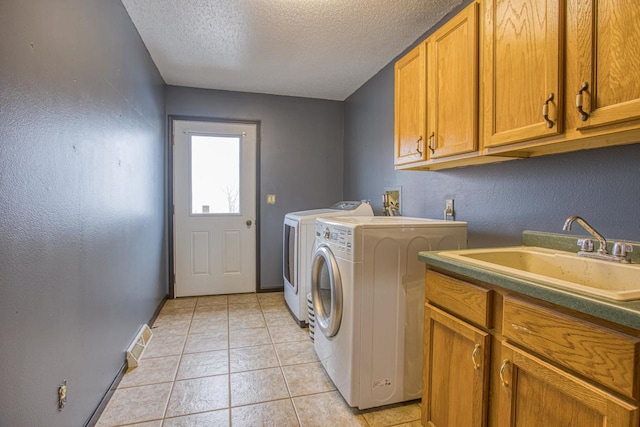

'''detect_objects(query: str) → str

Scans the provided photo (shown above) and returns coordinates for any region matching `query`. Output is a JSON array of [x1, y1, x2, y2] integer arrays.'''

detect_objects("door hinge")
[[172, 204, 175, 215], [173, 273, 176, 285]]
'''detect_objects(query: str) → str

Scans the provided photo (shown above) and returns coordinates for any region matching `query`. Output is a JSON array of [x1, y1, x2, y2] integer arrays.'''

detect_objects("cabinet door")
[[483, 0, 563, 147], [497, 342, 639, 427], [569, 0, 640, 130], [427, 2, 479, 159], [422, 304, 490, 427], [394, 43, 427, 166]]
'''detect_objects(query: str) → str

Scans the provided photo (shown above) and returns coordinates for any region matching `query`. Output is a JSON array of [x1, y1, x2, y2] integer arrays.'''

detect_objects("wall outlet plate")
[[58, 379, 67, 411]]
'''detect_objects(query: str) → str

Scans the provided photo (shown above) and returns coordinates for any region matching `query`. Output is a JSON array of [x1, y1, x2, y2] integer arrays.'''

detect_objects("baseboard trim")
[[83, 362, 127, 427], [257, 287, 284, 293], [149, 294, 168, 326], [84, 294, 168, 426]]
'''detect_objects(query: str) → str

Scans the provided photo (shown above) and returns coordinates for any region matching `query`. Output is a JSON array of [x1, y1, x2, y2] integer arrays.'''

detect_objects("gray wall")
[[166, 86, 344, 289], [0, 1, 167, 426], [344, 53, 640, 247]]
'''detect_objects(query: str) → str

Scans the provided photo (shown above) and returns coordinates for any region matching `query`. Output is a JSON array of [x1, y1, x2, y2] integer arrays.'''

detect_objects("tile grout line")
[[160, 299, 196, 423], [260, 297, 304, 427], [163, 296, 232, 424], [226, 296, 233, 427]]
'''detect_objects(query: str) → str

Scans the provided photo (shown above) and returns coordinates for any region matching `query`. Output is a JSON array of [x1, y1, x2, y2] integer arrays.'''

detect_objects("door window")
[[190, 135, 240, 215], [311, 246, 342, 337], [316, 257, 333, 318]]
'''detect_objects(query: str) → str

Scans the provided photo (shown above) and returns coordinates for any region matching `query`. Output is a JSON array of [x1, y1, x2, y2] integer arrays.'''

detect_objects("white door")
[[173, 120, 257, 297]]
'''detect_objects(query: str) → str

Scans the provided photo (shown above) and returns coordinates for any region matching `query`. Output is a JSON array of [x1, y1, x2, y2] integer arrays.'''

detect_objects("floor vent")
[[126, 324, 153, 369]]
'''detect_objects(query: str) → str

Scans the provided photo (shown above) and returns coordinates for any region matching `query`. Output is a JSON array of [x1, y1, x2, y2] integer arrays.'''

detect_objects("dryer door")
[[283, 217, 298, 293], [311, 246, 343, 337]]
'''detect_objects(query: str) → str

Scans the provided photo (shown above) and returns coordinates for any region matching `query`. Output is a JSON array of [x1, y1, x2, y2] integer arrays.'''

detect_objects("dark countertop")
[[419, 231, 640, 330]]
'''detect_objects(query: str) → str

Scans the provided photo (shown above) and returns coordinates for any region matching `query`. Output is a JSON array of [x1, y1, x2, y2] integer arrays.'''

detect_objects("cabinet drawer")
[[503, 296, 640, 400], [425, 270, 493, 328]]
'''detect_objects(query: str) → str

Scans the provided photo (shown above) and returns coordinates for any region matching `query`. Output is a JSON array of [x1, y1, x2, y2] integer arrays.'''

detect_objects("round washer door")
[[310, 245, 342, 337]]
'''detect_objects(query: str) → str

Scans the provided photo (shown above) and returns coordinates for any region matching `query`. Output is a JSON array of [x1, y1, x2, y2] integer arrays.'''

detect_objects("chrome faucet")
[[562, 216, 633, 263], [563, 216, 608, 255]]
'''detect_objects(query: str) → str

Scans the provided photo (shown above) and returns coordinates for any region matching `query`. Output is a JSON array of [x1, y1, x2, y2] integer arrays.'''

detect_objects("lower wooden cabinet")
[[497, 342, 639, 427], [422, 304, 490, 427], [422, 269, 640, 427]]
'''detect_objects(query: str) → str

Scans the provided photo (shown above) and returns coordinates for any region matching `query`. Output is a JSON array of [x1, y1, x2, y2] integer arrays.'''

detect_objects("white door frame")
[[168, 116, 260, 298]]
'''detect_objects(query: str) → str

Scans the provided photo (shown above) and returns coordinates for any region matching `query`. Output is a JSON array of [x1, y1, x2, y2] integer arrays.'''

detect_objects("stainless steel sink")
[[439, 246, 640, 301]]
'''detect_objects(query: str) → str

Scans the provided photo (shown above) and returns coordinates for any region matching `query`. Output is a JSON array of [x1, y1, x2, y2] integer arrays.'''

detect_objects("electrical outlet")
[[58, 380, 67, 411]]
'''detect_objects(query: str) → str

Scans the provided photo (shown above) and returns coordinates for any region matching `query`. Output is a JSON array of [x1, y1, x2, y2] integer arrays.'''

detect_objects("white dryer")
[[311, 216, 467, 409], [283, 201, 373, 326]]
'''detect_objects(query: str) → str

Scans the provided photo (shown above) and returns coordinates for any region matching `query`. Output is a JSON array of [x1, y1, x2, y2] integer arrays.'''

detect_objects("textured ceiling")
[[122, 0, 462, 100]]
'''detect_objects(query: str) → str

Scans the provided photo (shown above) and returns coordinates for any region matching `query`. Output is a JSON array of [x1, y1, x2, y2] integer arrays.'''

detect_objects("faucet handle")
[[611, 242, 633, 257], [577, 239, 594, 252]]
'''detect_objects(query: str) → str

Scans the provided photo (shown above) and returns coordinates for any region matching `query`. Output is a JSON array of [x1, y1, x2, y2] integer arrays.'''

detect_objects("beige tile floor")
[[97, 292, 421, 427]]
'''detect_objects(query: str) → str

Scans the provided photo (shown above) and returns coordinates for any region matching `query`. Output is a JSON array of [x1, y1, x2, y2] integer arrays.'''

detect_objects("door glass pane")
[[317, 258, 332, 318], [191, 135, 240, 214], [284, 224, 295, 286]]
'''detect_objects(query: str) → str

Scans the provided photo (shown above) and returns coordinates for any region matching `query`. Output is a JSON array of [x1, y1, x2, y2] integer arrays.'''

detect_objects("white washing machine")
[[311, 216, 467, 409], [283, 201, 373, 326]]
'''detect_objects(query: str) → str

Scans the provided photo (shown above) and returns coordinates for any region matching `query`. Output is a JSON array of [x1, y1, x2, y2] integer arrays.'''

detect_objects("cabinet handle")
[[542, 93, 555, 128], [472, 344, 481, 370], [428, 132, 435, 154], [576, 82, 590, 121], [499, 360, 510, 388], [416, 136, 423, 155]]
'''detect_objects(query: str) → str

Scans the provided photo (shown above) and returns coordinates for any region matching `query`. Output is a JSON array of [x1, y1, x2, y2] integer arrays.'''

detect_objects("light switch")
[[267, 194, 276, 205]]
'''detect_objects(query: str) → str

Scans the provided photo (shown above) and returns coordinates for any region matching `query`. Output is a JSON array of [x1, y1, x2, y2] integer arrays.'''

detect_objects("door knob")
[[246, 220, 252, 227]]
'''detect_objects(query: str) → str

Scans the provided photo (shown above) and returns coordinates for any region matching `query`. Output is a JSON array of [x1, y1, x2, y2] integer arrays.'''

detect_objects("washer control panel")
[[316, 222, 353, 256]]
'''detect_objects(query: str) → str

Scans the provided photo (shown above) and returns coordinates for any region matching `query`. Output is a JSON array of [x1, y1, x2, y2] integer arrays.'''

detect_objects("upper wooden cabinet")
[[567, 0, 640, 131], [483, 0, 564, 147], [394, 43, 427, 166], [394, 2, 480, 169], [395, 0, 640, 169], [427, 2, 479, 159]]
